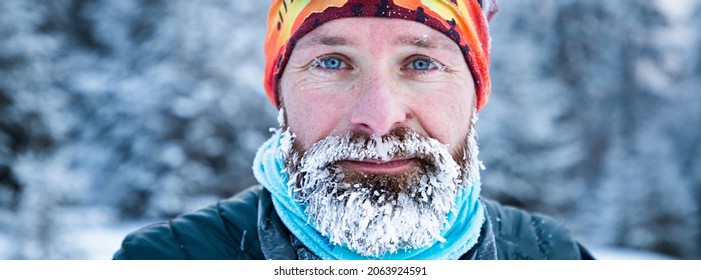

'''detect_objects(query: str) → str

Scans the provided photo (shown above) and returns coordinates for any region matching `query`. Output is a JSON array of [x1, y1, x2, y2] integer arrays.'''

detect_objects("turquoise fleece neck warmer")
[[253, 131, 485, 260]]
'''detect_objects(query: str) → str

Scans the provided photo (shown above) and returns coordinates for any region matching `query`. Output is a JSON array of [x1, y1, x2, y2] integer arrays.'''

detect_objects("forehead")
[[294, 17, 460, 52]]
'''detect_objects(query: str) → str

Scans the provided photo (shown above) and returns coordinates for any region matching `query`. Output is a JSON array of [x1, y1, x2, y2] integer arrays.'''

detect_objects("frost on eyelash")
[[422, 58, 448, 72], [309, 57, 323, 70], [433, 61, 448, 72]]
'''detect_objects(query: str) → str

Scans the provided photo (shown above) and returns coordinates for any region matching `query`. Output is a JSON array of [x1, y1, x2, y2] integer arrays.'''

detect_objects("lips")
[[341, 158, 416, 174]]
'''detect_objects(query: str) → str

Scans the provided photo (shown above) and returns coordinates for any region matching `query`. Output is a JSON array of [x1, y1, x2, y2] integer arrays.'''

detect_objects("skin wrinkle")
[[296, 34, 455, 52]]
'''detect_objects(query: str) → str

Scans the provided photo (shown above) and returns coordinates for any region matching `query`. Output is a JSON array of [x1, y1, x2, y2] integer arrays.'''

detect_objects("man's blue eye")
[[321, 57, 343, 69], [412, 58, 433, 70]]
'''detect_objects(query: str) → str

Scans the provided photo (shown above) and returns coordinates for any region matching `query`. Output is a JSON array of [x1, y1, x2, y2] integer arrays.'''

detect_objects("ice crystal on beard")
[[276, 108, 285, 128], [280, 126, 481, 258], [463, 109, 482, 185]]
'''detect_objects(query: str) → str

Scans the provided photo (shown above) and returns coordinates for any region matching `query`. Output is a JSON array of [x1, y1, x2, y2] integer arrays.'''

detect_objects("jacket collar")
[[257, 188, 497, 260]]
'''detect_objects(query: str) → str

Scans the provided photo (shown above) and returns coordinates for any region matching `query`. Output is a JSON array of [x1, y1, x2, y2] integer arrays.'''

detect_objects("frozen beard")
[[281, 123, 481, 258]]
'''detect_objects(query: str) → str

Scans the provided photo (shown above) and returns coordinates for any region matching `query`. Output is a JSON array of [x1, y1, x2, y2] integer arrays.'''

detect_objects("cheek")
[[411, 92, 472, 146], [282, 91, 349, 150]]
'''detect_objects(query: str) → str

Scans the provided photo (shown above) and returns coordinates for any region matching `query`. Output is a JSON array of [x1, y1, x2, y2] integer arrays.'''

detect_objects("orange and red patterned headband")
[[264, 0, 498, 110]]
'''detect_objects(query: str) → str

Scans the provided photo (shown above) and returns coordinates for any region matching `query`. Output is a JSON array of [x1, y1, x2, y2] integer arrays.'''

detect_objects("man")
[[114, 0, 593, 260]]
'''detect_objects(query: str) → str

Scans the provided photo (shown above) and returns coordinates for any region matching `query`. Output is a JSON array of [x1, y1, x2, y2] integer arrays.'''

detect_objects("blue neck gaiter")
[[253, 131, 484, 260]]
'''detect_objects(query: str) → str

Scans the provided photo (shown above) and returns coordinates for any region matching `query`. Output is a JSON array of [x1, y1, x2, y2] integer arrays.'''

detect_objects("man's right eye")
[[310, 55, 349, 70]]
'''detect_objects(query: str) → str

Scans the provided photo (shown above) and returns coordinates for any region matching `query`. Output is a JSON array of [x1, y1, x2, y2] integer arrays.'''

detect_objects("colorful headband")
[[264, 0, 498, 110]]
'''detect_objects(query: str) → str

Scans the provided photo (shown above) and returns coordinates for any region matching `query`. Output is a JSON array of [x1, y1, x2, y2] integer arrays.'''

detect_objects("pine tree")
[[0, 0, 71, 259], [1, 0, 277, 258], [483, 0, 699, 258]]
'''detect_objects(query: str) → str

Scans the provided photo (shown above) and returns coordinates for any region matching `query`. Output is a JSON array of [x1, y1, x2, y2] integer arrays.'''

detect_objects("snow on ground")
[[586, 246, 676, 260], [0, 232, 10, 259], [68, 221, 157, 260]]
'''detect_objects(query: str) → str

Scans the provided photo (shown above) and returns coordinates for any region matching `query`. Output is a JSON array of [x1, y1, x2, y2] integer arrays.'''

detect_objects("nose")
[[349, 72, 412, 136]]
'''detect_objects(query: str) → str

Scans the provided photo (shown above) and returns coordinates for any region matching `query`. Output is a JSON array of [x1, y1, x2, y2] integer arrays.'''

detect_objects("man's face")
[[278, 17, 478, 257], [280, 17, 476, 155]]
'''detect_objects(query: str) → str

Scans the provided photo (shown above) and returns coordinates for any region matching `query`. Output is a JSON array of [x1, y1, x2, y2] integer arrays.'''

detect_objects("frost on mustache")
[[280, 126, 478, 258]]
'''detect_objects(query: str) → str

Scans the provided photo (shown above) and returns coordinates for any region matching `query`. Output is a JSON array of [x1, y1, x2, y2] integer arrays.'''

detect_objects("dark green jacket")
[[113, 185, 593, 260]]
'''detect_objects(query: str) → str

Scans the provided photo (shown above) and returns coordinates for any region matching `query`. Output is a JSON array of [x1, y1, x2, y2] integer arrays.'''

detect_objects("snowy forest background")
[[1, 0, 699, 259]]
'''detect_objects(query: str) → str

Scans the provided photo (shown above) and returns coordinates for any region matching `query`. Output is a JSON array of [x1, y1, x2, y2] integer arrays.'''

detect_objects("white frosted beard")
[[280, 111, 482, 258]]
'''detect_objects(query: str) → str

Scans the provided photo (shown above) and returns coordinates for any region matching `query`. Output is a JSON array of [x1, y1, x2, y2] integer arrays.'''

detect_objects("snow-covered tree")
[[30, 0, 277, 219], [0, 0, 76, 259], [1, 0, 277, 258], [482, 0, 699, 258]]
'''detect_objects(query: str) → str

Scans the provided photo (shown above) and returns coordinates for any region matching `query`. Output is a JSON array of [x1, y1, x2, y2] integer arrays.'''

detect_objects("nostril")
[[353, 122, 376, 136]]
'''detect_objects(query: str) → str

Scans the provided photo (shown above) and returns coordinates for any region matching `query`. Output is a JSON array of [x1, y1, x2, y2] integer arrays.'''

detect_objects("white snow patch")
[[67, 221, 156, 260], [588, 245, 677, 260], [655, 0, 697, 18]]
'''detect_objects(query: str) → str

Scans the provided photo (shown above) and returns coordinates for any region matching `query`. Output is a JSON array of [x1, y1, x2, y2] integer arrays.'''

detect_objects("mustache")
[[290, 127, 450, 172]]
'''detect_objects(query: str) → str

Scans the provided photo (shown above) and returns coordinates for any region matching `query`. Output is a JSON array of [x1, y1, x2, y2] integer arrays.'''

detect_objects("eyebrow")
[[297, 35, 354, 49], [396, 35, 453, 50]]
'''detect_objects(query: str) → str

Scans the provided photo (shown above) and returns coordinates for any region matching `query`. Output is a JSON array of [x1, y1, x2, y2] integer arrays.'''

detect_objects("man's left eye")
[[403, 57, 446, 71], [412, 58, 433, 70]]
